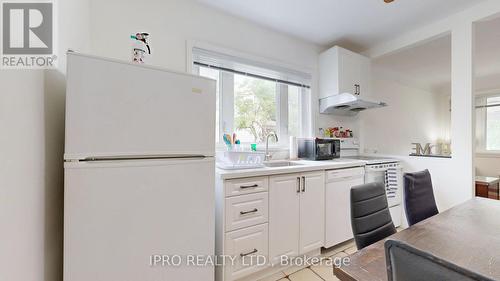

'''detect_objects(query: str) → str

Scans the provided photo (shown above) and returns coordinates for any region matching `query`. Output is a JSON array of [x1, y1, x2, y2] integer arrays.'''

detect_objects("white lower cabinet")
[[216, 177, 271, 281], [224, 224, 269, 280], [216, 171, 326, 281], [225, 192, 268, 232], [269, 171, 325, 264], [268, 174, 300, 265], [299, 172, 326, 253]]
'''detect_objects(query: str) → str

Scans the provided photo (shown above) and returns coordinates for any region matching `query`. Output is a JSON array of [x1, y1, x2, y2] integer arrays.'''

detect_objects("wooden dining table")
[[334, 198, 500, 281]]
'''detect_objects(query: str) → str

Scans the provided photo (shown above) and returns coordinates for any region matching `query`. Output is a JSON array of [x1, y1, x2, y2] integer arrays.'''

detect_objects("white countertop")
[[216, 159, 367, 180]]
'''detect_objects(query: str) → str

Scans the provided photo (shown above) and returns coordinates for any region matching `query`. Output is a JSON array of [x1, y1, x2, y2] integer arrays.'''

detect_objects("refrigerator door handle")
[[80, 155, 207, 162]]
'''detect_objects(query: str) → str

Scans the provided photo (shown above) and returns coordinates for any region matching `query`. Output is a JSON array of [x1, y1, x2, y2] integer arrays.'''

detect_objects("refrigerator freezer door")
[[64, 157, 215, 281], [64, 52, 216, 160]]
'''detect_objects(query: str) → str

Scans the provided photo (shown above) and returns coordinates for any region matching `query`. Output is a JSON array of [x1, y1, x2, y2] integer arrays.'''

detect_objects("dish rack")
[[216, 150, 266, 170]]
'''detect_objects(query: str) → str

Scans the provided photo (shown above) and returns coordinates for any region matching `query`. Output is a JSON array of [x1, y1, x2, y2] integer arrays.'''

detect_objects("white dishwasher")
[[324, 167, 365, 248]]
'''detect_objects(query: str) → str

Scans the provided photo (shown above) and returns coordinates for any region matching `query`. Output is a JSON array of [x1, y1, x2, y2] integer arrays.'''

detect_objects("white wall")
[[362, 3, 484, 212], [475, 156, 500, 176], [362, 75, 444, 156], [436, 93, 451, 142], [86, 0, 347, 137], [0, 71, 45, 281], [361, 73, 462, 210], [88, 0, 319, 73], [0, 1, 90, 281]]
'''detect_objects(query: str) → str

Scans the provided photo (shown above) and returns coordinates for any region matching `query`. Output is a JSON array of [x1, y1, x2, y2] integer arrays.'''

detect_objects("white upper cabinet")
[[319, 46, 371, 99]]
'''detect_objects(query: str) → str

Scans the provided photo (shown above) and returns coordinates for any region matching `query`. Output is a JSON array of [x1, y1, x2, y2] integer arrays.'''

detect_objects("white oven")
[[365, 162, 403, 227], [338, 139, 403, 227]]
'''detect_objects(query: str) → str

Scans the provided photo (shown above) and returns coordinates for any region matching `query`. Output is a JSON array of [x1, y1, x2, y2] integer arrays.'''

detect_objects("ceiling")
[[372, 15, 500, 95], [196, 0, 485, 52]]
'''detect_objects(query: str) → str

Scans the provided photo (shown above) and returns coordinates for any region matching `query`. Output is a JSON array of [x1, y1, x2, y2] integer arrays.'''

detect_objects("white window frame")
[[187, 40, 312, 150], [476, 91, 500, 155], [220, 72, 234, 137]]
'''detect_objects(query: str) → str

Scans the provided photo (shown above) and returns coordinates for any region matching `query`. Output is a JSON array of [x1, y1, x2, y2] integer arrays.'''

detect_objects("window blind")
[[192, 47, 312, 89]]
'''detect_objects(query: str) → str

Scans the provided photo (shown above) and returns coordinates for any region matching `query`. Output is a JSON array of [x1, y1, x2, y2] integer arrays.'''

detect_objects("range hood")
[[319, 93, 387, 116]]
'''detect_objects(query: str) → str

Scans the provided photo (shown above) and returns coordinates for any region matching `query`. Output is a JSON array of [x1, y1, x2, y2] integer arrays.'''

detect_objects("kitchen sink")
[[263, 161, 303, 167]]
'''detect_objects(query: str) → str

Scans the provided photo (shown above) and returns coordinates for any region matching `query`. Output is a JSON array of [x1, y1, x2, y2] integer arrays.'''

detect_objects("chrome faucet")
[[265, 132, 278, 161]]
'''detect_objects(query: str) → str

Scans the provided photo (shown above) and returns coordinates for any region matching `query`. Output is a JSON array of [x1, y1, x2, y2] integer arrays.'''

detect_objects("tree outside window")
[[234, 74, 277, 143], [195, 63, 309, 146]]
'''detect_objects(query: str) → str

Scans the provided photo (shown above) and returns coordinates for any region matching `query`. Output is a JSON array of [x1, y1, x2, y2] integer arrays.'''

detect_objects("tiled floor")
[[258, 240, 357, 281], [258, 228, 404, 281]]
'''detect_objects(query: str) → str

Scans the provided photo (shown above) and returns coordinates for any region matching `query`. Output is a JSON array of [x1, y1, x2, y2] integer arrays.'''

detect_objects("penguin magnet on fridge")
[[130, 32, 151, 64]]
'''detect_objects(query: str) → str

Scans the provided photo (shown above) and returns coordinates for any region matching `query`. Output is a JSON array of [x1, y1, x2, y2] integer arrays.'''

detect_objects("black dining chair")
[[350, 182, 397, 250], [385, 239, 494, 281], [403, 169, 439, 226]]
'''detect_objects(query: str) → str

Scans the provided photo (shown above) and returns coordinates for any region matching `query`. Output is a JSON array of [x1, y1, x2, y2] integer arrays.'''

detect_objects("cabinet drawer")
[[225, 177, 268, 197], [225, 192, 268, 232], [326, 167, 365, 181], [224, 224, 269, 281]]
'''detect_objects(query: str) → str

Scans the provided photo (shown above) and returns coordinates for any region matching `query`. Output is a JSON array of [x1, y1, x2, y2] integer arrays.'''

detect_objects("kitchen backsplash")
[[316, 114, 360, 138], [319, 126, 354, 138]]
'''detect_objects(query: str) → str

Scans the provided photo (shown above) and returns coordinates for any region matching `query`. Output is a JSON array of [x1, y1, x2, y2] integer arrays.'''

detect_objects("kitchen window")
[[476, 94, 500, 152], [191, 47, 311, 146]]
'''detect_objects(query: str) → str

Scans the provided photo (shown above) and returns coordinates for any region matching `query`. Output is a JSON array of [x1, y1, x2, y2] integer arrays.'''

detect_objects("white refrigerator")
[[63, 52, 216, 281]]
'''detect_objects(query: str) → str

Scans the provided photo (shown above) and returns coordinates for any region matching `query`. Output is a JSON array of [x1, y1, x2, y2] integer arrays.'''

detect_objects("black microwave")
[[297, 138, 341, 160]]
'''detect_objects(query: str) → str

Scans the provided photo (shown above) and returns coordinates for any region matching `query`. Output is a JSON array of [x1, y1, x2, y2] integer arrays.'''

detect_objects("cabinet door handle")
[[297, 177, 301, 193], [240, 248, 258, 257], [240, 208, 258, 215], [336, 176, 359, 181], [302, 176, 306, 192], [240, 184, 258, 189]]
